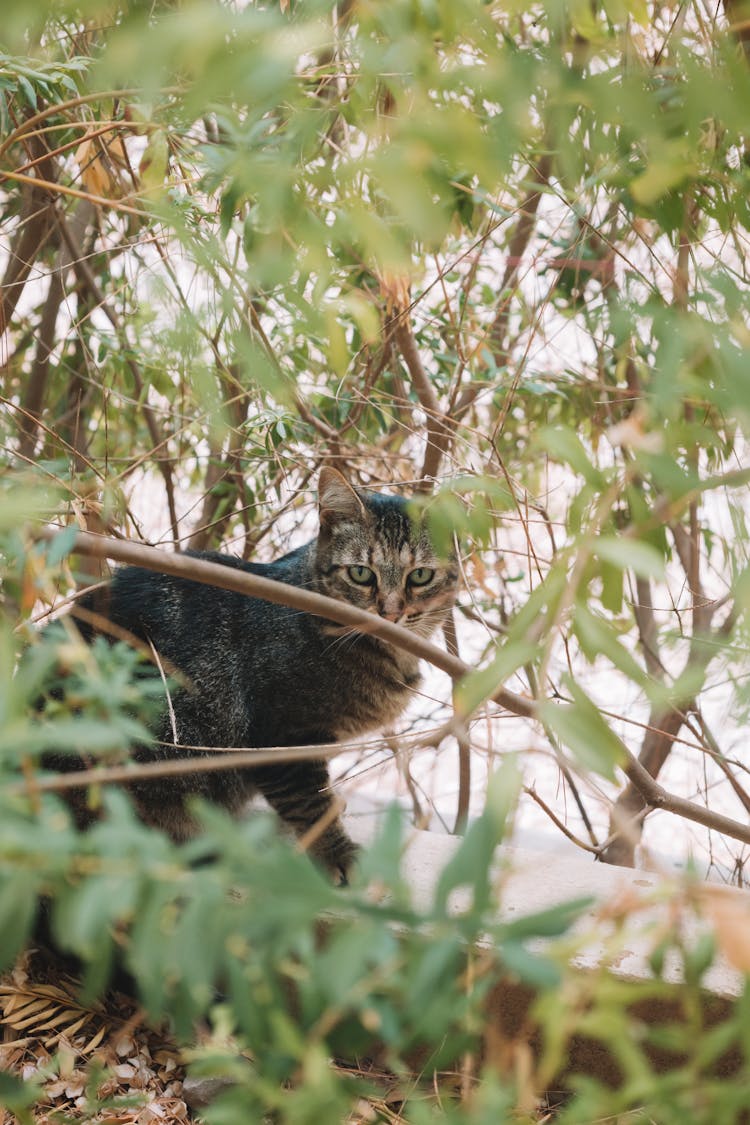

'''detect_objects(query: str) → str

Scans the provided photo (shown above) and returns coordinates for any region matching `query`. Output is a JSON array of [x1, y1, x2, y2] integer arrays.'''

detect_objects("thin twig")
[[7, 742, 348, 797], [148, 639, 178, 745], [56, 215, 181, 546], [0, 167, 149, 219], [392, 311, 454, 490], [522, 786, 601, 857], [444, 610, 471, 835]]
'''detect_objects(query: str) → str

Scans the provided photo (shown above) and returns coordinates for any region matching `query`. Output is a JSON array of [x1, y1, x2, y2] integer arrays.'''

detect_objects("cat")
[[51, 467, 459, 880]]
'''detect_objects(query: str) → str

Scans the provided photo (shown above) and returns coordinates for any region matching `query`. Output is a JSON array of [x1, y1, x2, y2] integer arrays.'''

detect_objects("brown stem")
[[523, 786, 601, 856], [17, 200, 94, 458], [36, 524, 531, 717], [601, 605, 738, 865], [0, 87, 182, 162], [187, 371, 250, 551], [446, 153, 554, 429], [9, 742, 349, 798], [444, 610, 471, 835], [633, 575, 664, 681], [294, 392, 341, 443], [615, 748, 750, 848], [56, 214, 181, 547], [485, 152, 553, 366], [525, 656, 600, 849], [691, 711, 750, 818], [0, 136, 58, 346], [392, 311, 453, 489], [601, 706, 689, 866], [601, 189, 725, 866], [674, 196, 711, 637], [0, 166, 148, 219]]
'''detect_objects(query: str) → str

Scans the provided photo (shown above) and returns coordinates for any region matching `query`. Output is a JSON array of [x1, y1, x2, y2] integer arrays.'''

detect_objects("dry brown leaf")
[[465, 551, 500, 600], [75, 126, 136, 200], [2, 995, 53, 1022], [377, 270, 412, 311], [5, 1003, 60, 1030], [81, 1024, 108, 1054], [702, 886, 750, 972]]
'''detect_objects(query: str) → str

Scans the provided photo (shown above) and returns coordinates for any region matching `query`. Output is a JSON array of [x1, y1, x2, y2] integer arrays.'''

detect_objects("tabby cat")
[[60, 468, 458, 879]]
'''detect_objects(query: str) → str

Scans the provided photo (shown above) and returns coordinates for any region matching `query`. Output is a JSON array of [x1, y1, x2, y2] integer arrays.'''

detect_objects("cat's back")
[[79, 544, 313, 656]]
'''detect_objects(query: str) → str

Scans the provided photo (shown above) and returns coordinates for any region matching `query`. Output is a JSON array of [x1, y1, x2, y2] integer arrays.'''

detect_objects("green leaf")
[[455, 639, 538, 718], [52, 871, 138, 960], [630, 144, 695, 206], [16, 71, 36, 106], [0, 486, 58, 531], [538, 682, 626, 781], [45, 524, 79, 567], [0, 872, 39, 968], [536, 427, 603, 486], [0, 1069, 40, 1118], [736, 564, 750, 613], [501, 897, 594, 941], [354, 803, 411, 906], [623, 0, 649, 25], [569, 0, 600, 38], [433, 759, 521, 919], [574, 604, 648, 686], [499, 941, 561, 989], [599, 557, 624, 614], [595, 537, 666, 581]]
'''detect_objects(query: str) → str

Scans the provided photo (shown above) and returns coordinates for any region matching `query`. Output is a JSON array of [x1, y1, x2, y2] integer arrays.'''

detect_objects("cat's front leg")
[[250, 757, 359, 883]]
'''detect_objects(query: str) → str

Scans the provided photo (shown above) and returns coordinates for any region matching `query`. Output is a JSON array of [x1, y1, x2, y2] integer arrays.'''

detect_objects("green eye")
[[408, 567, 435, 587], [348, 565, 375, 585]]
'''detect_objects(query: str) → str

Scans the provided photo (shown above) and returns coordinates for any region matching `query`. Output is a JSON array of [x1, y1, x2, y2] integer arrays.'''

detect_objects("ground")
[[0, 955, 189, 1124]]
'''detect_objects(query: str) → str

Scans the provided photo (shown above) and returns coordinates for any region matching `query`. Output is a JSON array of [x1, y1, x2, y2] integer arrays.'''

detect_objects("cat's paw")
[[312, 832, 360, 885], [333, 849, 360, 887]]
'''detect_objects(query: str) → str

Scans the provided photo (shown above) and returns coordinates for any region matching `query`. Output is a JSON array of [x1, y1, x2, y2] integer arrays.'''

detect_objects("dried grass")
[[0, 955, 188, 1124]]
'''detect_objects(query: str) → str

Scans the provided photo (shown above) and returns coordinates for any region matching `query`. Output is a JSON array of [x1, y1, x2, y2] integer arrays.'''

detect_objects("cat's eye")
[[348, 565, 376, 585], [408, 567, 435, 587]]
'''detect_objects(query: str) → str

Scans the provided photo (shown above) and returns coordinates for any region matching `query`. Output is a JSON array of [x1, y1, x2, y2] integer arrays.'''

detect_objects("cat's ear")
[[318, 467, 366, 526]]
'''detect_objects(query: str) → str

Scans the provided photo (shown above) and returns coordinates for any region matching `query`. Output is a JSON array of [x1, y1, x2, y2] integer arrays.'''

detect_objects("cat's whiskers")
[[396, 606, 451, 638], [320, 627, 363, 659]]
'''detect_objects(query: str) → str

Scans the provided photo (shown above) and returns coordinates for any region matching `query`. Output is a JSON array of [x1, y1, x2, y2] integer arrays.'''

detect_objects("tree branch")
[[0, 134, 57, 346], [8, 741, 351, 798], [443, 610, 471, 835], [601, 604, 739, 865], [18, 200, 94, 458], [35, 524, 533, 719], [392, 311, 454, 490]]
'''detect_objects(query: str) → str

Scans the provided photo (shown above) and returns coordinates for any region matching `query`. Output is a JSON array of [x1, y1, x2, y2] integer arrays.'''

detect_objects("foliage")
[[2, 0, 750, 1118]]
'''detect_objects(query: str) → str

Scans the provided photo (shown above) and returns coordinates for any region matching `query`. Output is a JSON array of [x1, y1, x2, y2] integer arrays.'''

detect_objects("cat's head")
[[314, 467, 458, 636]]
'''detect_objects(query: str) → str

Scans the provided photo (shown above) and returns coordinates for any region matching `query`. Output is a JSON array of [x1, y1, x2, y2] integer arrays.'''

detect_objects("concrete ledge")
[[346, 816, 747, 1085], [347, 816, 743, 998]]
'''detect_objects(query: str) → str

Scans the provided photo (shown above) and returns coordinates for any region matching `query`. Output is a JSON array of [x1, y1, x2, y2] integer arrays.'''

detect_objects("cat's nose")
[[379, 592, 404, 621]]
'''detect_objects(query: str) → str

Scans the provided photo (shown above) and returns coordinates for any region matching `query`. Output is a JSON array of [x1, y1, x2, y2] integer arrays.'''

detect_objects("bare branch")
[[392, 310, 454, 490], [56, 214, 181, 547], [18, 200, 94, 458], [8, 741, 351, 798], [443, 610, 471, 835], [35, 524, 533, 719]]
